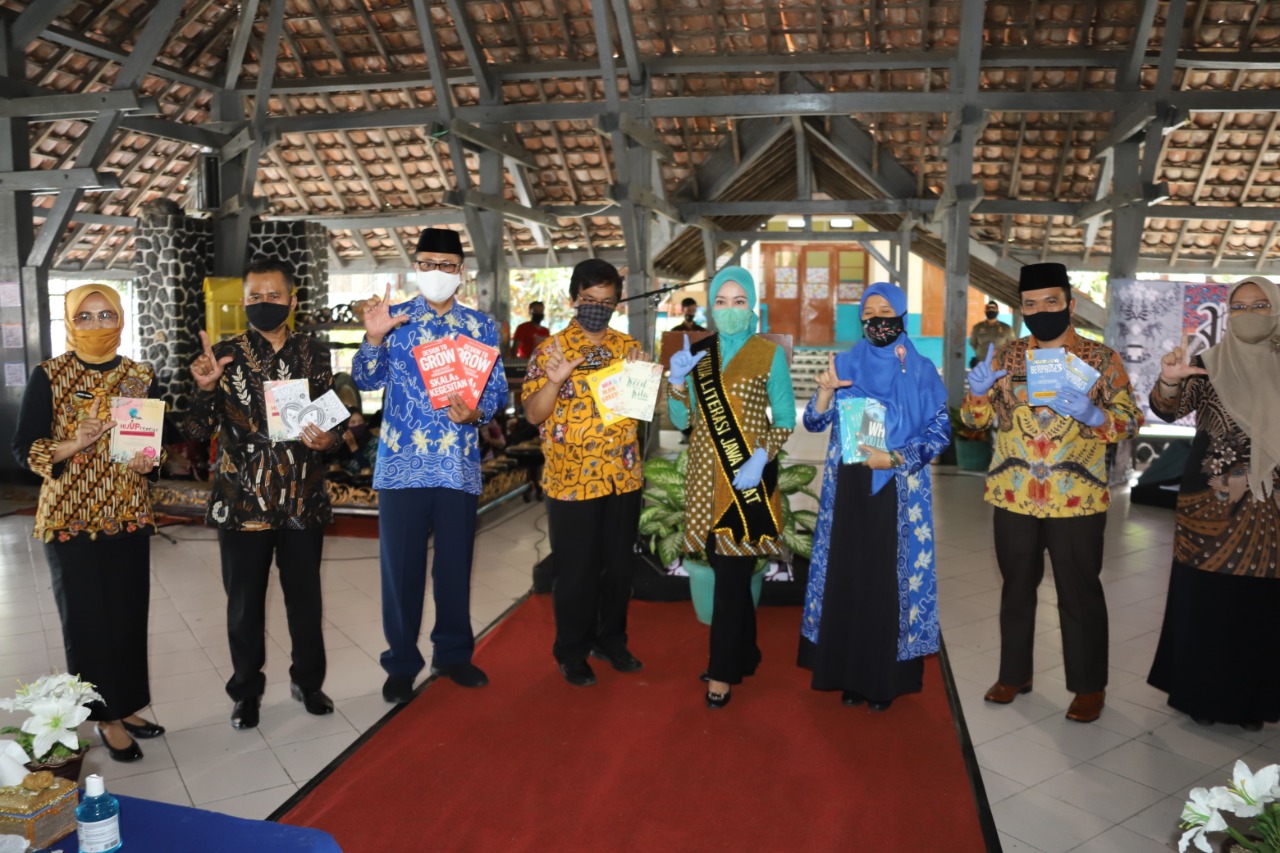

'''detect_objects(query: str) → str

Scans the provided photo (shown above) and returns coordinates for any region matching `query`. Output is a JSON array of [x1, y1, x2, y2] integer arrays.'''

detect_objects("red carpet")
[[280, 597, 989, 852]]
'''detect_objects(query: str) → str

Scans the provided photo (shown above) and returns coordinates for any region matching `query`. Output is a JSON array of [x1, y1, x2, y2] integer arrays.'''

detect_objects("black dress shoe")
[[1192, 716, 1215, 727], [291, 684, 335, 715], [230, 697, 260, 730], [95, 724, 142, 762], [705, 688, 731, 709], [430, 662, 489, 688], [590, 647, 643, 673], [121, 718, 165, 738], [1240, 720, 1264, 732], [382, 675, 415, 704], [559, 660, 597, 687], [868, 699, 893, 712], [842, 691, 866, 706]]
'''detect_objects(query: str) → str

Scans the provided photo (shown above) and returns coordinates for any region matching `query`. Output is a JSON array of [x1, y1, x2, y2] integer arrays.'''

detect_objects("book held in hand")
[[412, 335, 499, 409], [453, 335, 500, 404], [108, 397, 165, 463], [1047, 351, 1103, 417], [264, 379, 311, 441], [586, 360, 663, 426], [837, 396, 887, 464], [1025, 347, 1067, 404]]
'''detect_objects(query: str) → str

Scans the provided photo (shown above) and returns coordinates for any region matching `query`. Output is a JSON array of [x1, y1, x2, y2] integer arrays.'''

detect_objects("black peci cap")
[[415, 228, 464, 257], [1018, 262, 1070, 292]]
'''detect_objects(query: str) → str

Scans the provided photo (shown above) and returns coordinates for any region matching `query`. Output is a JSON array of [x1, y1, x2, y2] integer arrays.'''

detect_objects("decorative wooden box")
[[0, 776, 79, 849]]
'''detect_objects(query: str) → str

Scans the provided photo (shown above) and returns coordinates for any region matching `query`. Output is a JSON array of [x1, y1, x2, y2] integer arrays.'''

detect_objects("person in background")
[[1147, 276, 1280, 732], [522, 259, 646, 687], [335, 408, 376, 478], [668, 266, 795, 709], [184, 258, 341, 731], [670, 297, 705, 332], [969, 300, 1015, 366], [354, 228, 508, 704], [961, 262, 1142, 724], [511, 301, 551, 359], [12, 284, 166, 762], [799, 283, 949, 712], [332, 371, 362, 413]]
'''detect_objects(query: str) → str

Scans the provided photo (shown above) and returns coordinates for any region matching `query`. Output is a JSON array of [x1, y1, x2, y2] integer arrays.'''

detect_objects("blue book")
[[837, 397, 887, 464], [1047, 352, 1102, 416], [1025, 347, 1066, 405]]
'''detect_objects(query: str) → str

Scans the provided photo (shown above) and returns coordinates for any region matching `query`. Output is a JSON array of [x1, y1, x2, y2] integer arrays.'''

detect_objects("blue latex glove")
[[1053, 387, 1105, 427], [966, 343, 1008, 397], [668, 333, 708, 387], [731, 448, 769, 491]]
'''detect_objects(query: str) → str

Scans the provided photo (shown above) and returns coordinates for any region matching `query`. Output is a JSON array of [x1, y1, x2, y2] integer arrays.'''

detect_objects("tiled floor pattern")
[[0, 424, 1274, 850]]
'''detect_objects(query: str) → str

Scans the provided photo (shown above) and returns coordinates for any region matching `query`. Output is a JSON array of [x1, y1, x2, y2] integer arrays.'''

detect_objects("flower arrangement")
[[1180, 761, 1280, 852], [0, 674, 101, 764]]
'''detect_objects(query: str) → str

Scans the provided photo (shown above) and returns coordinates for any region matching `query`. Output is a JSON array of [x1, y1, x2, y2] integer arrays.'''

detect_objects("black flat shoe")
[[382, 675, 415, 704], [230, 697, 260, 730], [121, 718, 165, 739], [868, 699, 893, 712], [95, 724, 142, 762], [705, 688, 731, 709], [1241, 720, 1264, 732], [699, 670, 711, 683], [842, 691, 866, 706], [559, 660, 597, 687], [1192, 716, 1215, 727], [590, 647, 643, 673], [430, 662, 490, 688], [290, 684, 335, 715]]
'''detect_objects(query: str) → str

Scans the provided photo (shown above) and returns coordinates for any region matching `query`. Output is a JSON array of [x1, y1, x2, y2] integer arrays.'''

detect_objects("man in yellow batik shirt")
[[522, 259, 646, 688], [961, 262, 1142, 724]]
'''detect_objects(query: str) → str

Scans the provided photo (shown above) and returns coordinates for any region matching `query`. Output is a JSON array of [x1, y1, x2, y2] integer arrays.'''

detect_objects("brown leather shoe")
[[1066, 690, 1105, 723], [983, 681, 1032, 704]]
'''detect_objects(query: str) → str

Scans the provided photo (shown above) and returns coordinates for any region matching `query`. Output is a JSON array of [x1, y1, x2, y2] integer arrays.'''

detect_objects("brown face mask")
[[70, 327, 123, 363]]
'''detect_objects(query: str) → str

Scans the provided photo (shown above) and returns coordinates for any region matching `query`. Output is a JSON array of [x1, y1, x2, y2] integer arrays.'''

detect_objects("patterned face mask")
[[575, 301, 614, 333], [862, 315, 904, 347]]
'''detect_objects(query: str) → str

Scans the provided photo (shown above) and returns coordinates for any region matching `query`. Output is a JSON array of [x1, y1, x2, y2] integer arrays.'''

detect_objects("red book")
[[412, 339, 472, 409], [453, 335, 499, 405]]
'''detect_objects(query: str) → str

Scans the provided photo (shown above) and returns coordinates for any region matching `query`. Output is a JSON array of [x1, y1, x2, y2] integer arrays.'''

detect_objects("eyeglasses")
[[71, 310, 120, 327], [1228, 301, 1274, 314], [577, 297, 617, 309], [414, 260, 463, 274]]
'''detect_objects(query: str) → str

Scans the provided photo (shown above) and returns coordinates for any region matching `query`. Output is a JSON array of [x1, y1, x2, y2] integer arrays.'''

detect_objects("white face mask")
[[416, 269, 461, 304]]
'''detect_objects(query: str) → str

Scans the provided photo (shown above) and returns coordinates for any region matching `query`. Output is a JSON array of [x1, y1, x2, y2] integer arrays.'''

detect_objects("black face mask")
[[985, 310, 999, 320], [1024, 307, 1071, 341], [245, 301, 291, 332], [349, 424, 369, 441], [530, 313, 545, 325], [862, 315, 904, 347]]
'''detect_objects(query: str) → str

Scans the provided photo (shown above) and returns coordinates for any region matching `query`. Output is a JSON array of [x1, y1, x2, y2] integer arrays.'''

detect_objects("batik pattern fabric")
[[183, 329, 336, 530], [351, 296, 507, 496], [669, 336, 794, 558], [1151, 363, 1280, 579], [800, 391, 949, 660], [520, 321, 643, 501], [961, 330, 1143, 518], [18, 353, 158, 542]]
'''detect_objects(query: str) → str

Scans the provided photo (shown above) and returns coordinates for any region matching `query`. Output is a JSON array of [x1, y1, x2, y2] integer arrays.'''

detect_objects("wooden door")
[[762, 245, 801, 341]]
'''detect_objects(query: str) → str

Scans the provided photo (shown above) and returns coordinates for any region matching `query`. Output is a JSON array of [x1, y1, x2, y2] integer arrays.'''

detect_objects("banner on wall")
[[1104, 279, 1231, 426]]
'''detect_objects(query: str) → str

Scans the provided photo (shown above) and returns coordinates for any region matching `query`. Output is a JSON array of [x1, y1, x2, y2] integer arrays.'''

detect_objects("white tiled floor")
[[1, 422, 1274, 851]]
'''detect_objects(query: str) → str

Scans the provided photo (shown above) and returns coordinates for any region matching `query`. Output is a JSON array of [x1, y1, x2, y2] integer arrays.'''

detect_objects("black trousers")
[[45, 535, 152, 721], [706, 534, 761, 685], [993, 508, 1109, 693], [546, 489, 642, 664], [218, 526, 326, 701]]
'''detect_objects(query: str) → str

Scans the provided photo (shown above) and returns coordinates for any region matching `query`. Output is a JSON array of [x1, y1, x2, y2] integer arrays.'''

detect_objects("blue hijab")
[[835, 282, 947, 494], [709, 265, 758, 366]]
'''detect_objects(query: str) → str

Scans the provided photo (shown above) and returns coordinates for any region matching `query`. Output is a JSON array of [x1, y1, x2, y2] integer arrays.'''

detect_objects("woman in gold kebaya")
[[11, 284, 166, 762]]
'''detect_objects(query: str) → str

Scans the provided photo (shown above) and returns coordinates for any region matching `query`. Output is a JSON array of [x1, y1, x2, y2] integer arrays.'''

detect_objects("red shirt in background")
[[512, 321, 550, 358]]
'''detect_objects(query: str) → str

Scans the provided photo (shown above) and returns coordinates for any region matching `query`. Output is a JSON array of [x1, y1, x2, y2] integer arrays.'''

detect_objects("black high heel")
[[95, 724, 142, 762], [121, 718, 165, 739]]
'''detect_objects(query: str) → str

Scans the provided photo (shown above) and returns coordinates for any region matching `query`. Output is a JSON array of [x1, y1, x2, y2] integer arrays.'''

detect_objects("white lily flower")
[[20, 697, 90, 762], [1224, 760, 1280, 817], [1178, 808, 1227, 853]]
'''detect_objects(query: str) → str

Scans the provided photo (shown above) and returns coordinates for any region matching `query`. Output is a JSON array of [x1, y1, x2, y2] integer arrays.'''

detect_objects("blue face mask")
[[712, 307, 753, 336]]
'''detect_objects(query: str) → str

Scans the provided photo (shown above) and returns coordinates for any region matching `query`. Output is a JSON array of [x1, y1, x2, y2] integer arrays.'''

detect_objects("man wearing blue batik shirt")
[[353, 228, 508, 703]]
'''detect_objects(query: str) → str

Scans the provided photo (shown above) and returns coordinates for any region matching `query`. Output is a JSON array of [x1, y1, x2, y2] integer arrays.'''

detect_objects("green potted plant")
[[949, 406, 993, 472], [0, 673, 101, 783], [639, 450, 818, 624]]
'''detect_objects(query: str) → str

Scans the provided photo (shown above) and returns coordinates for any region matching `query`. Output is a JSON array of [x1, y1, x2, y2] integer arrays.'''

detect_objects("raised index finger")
[[682, 333, 691, 352], [199, 330, 215, 360], [985, 342, 995, 364], [1180, 331, 1191, 364]]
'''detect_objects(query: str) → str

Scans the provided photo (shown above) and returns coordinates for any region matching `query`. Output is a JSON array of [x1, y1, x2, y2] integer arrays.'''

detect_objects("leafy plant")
[[0, 673, 101, 763], [1179, 761, 1280, 852], [639, 449, 819, 568]]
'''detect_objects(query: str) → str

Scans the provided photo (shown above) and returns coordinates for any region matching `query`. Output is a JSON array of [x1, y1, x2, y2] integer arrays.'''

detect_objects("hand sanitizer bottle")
[[76, 773, 122, 853]]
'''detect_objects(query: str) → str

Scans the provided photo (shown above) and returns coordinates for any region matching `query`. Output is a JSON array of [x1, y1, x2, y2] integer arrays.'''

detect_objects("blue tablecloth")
[[36, 793, 340, 852]]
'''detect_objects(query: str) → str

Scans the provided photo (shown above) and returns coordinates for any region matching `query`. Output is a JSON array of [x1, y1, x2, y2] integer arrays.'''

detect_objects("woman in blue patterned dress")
[[798, 283, 950, 710]]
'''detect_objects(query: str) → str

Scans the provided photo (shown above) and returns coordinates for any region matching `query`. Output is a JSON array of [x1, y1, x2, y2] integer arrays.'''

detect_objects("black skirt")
[[45, 534, 153, 721], [798, 462, 923, 702], [1148, 561, 1280, 726]]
